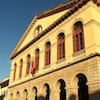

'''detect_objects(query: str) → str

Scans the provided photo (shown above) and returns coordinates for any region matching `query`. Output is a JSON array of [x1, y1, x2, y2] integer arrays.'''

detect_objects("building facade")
[[0, 77, 9, 100], [7, 0, 100, 100]]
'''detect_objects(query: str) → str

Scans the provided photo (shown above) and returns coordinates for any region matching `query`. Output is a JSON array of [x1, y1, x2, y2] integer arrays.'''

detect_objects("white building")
[[0, 77, 9, 100]]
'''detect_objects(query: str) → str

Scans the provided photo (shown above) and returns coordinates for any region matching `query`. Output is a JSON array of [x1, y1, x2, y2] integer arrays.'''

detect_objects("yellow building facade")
[[7, 0, 100, 100]]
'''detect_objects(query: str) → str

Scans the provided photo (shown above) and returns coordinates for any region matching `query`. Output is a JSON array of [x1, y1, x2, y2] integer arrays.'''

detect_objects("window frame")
[[26, 54, 31, 75], [35, 49, 40, 71], [73, 21, 85, 53], [45, 42, 51, 66], [34, 25, 43, 37], [13, 63, 17, 81], [19, 59, 23, 78], [57, 33, 65, 61]]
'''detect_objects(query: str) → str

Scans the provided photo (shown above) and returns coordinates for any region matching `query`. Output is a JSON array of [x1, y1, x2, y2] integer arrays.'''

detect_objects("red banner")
[[29, 59, 35, 75]]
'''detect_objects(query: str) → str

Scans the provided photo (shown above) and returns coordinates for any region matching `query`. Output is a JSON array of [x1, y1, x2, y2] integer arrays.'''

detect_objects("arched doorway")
[[44, 83, 50, 100], [10, 93, 13, 100], [16, 91, 20, 100], [58, 79, 66, 100], [33, 87, 38, 100], [77, 74, 89, 100], [24, 89, 28, 100]]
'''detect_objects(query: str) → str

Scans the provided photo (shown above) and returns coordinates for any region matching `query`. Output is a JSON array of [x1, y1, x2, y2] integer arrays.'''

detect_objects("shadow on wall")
[[38, 95, 45, 100], [69, 94, 76, 100], [90, 90, 100, 100], [68, 90, 100, 100], [37, 91, 100, 100]]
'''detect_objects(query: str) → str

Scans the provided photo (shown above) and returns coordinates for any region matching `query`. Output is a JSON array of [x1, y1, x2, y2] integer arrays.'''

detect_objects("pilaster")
[[50, 88, 60, 100], [87, 57, 100, 100], [67, 85, 78, 100], [38, 89, 46, 100]]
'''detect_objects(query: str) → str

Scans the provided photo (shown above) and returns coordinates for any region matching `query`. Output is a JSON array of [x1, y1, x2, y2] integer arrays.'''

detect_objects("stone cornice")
[[9, 53, 100, 88], [37, 0, 78, 19], [9, 16, 37, 59], [10, 0, 89, 59], [9, 0, 78, 59]]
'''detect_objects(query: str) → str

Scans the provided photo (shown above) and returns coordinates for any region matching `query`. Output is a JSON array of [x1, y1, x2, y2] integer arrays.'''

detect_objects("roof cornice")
[[37, 0, 78, 19], [9, 53, 100, 88], [10, 0, 100, 59], [9, 16, 37, 59]]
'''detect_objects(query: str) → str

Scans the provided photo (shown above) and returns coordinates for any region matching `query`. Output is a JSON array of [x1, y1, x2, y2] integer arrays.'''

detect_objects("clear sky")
[[0, 0, 66, 81]]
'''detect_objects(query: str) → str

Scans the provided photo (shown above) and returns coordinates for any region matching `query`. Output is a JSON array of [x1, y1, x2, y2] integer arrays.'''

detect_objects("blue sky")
[[0, 0, 66, 81]]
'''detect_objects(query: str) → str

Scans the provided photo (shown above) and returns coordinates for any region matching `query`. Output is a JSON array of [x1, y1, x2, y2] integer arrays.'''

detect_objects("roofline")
[[37, 0, 78, 19], [10, 0, 100, 59], [9, 0, 78, 59], [0, 77, 9, 84], [9, 16, 37, 59]]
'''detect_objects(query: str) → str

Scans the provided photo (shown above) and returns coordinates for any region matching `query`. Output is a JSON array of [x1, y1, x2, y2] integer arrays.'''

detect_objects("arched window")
[[35, 49, 40, 71], [10, 93, 13, 100], [44, 84, 50, 100], [45, 42, 51, 66], [35, 25, 43, 37], [77, 74, 89, 100], [57, 33, 65, 60], [24, 89, 28, 100], [16, 91, 20, 99], [26, 54, 31, 75], [19, 59, 23, 78], [73, 21, 84, 53], [13, 63, 17, 81], [33, 87, 38, 100], [58, 79, 66, 100]]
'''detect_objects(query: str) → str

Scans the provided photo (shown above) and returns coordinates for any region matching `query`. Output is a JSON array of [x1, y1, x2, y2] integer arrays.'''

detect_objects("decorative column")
[[16, 63, 20, 80], [21, 95, 25, 100], [50, 88, 60, 100], [87, 59, 100, 100], [23, 59, 27, 77], [28, 90, 37, 100], [50, 41, 57, 69], [67, 85, 78, 100], [65, 33, 73, 63], [6, 92, 11, 100], [9, 63, 14, 84], [39, 48, 44, 70], [18, 94, 23, 100], [38, 89, 46, 100], [88, 81, 100, 100]]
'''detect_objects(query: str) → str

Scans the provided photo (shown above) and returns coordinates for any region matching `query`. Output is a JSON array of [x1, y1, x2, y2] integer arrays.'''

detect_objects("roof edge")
[[37, 0, 79, 19], [10, 0, 100, 59]]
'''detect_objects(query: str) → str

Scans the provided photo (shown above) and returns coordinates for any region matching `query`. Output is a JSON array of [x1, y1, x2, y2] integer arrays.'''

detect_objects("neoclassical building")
[[7, 0, 100, 100]]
